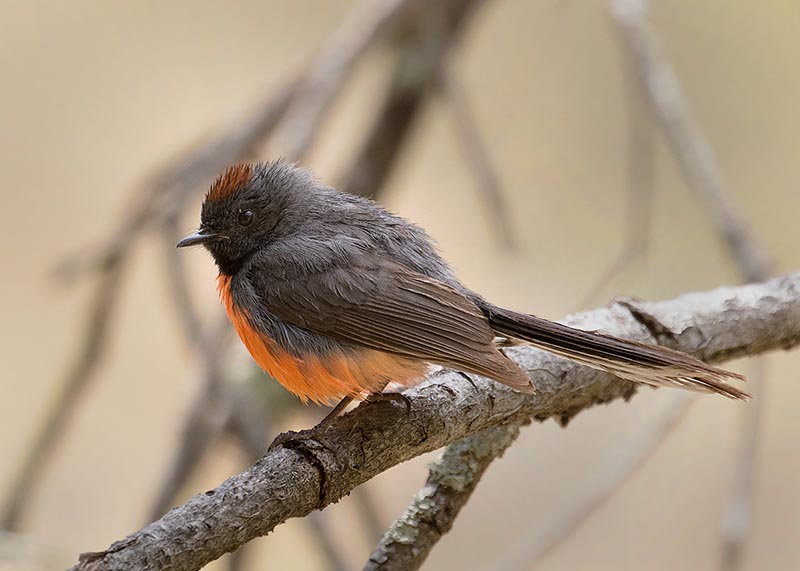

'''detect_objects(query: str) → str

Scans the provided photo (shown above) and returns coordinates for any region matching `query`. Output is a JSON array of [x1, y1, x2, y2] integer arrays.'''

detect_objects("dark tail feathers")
[[486, 305, 749, 400]]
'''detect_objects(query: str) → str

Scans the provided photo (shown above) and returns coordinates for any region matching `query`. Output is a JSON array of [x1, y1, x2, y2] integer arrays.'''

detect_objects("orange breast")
[[217, 274, 427, 405]]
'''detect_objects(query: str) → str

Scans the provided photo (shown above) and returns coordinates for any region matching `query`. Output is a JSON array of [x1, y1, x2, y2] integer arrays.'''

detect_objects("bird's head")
[[177, 161, 316, 275]]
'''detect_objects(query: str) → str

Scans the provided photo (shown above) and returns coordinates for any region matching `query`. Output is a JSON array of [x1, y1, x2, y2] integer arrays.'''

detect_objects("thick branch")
[[72, 273, 800, 571], [365, 421, 523, 570], [496, 393, 693, 570]]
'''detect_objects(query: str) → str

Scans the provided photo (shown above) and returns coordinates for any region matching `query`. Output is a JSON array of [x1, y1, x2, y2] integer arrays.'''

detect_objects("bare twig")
[[439, 65, 517, 249], [4, 0, 420, 532], [148, 0, 474, 551], [56, 80, 298, 284], [721, 359, 765, 571], [1, 259, 127, 530], [611, 0, 770, 282], [148, 314, 233, 521], [276, 0, 423, 161], [352, 486, 386, 547], [365, 422, 523, 571], [611, 3, 773, 569], [577, 72, 656, 309], [341, 0, 483, 198], [373, 74, 652, 559], [161, 218, 207, 349], [496, 393, 693, 571], [379, 24, 654, 564], [1, 80, 296, 532], [306, 512, 349, 571], [69, 272, 800, 571]]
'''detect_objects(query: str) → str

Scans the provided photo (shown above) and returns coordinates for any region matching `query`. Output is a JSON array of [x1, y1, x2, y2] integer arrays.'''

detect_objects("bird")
[[177, 160, 748, 422]]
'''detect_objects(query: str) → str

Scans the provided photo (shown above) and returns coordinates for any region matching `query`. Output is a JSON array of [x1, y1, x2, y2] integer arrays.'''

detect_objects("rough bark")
[[365, 422, 523, 570], [72, 273, 800, 571]]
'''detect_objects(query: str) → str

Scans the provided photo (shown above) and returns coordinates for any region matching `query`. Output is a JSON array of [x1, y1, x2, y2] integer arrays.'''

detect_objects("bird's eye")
[[237, 210, 254, 227]]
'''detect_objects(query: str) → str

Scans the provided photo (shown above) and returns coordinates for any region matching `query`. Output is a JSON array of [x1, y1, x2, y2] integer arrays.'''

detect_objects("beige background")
[[1, 1, 799, 569]]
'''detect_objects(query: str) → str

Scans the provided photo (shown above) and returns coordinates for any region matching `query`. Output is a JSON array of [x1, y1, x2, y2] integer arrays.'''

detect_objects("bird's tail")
[[486, 305, 749, 400]]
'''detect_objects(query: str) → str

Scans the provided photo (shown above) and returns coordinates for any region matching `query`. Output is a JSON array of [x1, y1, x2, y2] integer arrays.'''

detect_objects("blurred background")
[[1, 1, 799, 570]]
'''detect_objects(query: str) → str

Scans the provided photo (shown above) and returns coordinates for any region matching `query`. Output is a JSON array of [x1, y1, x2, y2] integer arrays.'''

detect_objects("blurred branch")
[[306, 512, 349, 571], [365, 422, 523, 571], [611, 0, 770, 282], [2, 0, 428, 537], [341, 0, 518, 247], [161, 218, 208, 349], [154, 0, 485, 557], [341, 0, 482, 197], [373, 73, 652, 562], [69, 272, 800, 571], [721, 357, 765, 571], [1, 258, 127, 531], [276, 0, 423, 161], [148, 368, 229, 520], [611, 2, 773, 569], [149, 217, 234, 520], [147, 332, 231, 521], [381, 15, 657, 563], [55, 80, 298, 284], [577, 71, 656, 308], [0, 80, 295, 532], [439, 66, 518, 250], [496, 392, 693, 571]]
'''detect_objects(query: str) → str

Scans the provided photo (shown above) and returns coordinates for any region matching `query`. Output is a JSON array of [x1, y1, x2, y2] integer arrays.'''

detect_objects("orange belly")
[[218, 274, 427, 404]]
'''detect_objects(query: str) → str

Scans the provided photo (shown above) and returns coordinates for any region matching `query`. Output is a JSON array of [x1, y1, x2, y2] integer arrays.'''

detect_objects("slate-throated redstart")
[[177, 161, 748, 419]]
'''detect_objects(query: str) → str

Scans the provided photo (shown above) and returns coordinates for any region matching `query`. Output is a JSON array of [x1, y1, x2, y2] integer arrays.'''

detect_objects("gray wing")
[[251, 255, 533, 392]]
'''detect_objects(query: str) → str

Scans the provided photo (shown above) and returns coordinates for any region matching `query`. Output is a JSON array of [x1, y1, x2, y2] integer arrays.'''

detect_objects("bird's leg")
[[314, 380, 401, 429], [268, 398, 352, 452], [315, 396, 354, 428], [360, 380, 412, 416]]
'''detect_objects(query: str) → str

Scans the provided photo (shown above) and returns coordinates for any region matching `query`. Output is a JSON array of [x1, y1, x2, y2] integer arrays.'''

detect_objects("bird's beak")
[[176, 229, 221, 248]]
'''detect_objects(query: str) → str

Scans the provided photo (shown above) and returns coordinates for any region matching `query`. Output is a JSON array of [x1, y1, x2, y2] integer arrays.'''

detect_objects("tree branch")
[[439, 65, 518, 250], [610, 4, 773, 568], [340, 0, 483, 198], [70, 272, 800, 571], [1, 258, 127, 530], [611, 0, 770, 282], [0, 79, 295, 532], [2, 0, 434, 536], [276, 0, 423, 161], [576, 69, 655, 309], [365, 421, 524, 571], [496, 392, 693, 570]]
